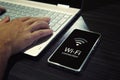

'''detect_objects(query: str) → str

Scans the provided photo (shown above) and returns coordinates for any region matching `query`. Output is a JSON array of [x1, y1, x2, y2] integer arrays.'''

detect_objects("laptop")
[[0, 0, 83, 56]]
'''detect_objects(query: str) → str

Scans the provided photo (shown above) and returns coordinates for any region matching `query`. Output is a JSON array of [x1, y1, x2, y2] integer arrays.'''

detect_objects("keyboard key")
[[0, 1, 71, 32]]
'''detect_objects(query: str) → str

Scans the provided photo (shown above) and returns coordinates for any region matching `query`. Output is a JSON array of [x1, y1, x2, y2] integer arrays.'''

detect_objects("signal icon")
[[74, 38, 88, 46]]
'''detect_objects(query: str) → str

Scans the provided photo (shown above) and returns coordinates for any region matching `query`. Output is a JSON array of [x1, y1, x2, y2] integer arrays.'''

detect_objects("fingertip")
[[0, 16, 10, 23], [45, 29, 53, 36], [49, 29, 53, 34], [4, 16, 10, 22], [42, 17, 51, 23]]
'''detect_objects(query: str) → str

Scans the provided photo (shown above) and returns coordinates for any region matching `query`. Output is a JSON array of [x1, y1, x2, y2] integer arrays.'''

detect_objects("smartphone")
[[48, 29, 101, 72]]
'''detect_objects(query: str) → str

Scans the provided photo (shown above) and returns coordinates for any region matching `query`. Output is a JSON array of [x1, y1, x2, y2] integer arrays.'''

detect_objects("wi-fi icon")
[[74, 38, 88, 46]]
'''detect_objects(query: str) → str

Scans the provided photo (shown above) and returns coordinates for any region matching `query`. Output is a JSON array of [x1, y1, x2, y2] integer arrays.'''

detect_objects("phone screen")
[[48, 29, 101, 72]]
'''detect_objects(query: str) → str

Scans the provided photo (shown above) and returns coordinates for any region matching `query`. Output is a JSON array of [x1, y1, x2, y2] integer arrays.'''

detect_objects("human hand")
[[0, 16, 53, 57]]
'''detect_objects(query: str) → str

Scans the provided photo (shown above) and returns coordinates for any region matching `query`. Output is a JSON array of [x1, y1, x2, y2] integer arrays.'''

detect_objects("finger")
[[18, 17, 31, 22], [24, 17, 50, 25], [40, 17, 51, 23], [30, 21, 50, 32], [30, 29, 53, 41], [0, 16, 10, 23]]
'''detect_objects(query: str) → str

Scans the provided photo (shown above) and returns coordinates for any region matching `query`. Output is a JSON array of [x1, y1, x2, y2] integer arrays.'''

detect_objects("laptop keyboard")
[[0, 1, 71, 31]]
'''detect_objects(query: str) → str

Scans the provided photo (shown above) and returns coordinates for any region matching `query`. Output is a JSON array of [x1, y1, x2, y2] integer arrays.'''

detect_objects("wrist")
[[0, 40, 12, 80], [0, 39, 12, 59]]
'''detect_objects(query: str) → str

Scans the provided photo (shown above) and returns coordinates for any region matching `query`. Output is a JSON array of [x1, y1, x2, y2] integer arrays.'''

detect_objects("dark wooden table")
[[4, 1, 120, 80]]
